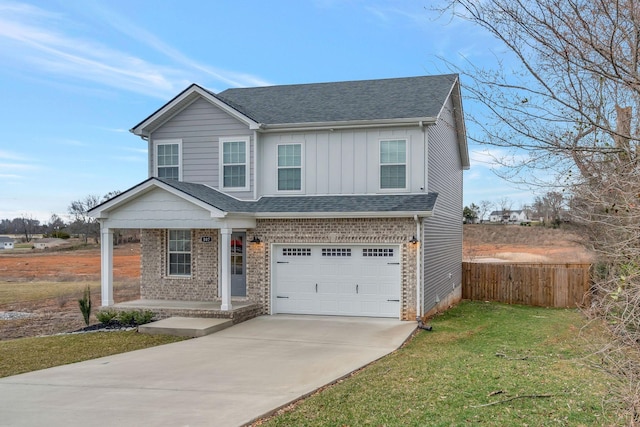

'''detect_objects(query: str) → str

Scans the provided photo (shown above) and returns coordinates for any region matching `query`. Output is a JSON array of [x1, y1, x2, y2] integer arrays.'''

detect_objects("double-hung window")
[[277, 143, 302, 191], [168, 230, 191, 276], [220, 137, 250, 191], [380, 139, 407, 189], [155, 140, 181, 180]]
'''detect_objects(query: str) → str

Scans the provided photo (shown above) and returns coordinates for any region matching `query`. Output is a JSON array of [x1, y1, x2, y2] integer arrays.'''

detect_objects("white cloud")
[[84, 2, 273, 88], [0, 1, 271, 100], [0, 149, 32, 162]]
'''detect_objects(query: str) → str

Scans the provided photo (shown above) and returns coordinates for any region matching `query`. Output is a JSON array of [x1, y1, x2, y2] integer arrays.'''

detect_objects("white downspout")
[[253, 130, 258, 201], [415, 214, 421, 321]]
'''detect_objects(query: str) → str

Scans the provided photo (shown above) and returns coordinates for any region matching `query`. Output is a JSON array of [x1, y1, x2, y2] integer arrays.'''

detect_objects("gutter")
[[258, 117, 437, 133], [252, 211, 434, 219]]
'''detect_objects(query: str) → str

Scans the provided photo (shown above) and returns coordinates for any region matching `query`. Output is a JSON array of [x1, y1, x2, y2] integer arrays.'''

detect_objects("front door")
[[231, 232, 246, 297]]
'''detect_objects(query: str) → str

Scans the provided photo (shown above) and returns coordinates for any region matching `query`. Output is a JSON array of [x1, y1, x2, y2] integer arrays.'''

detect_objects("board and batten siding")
[[258, 127, 427, 195], [148, 97, 255, 200], [423, 95, 464, 313]]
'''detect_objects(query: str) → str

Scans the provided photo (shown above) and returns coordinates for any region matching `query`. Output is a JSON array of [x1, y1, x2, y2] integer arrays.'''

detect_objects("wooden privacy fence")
[[462, 262, 592, 308]]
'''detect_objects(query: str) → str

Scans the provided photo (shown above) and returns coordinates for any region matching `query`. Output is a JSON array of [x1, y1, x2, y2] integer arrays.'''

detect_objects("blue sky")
[[0, 0, 533, 223]]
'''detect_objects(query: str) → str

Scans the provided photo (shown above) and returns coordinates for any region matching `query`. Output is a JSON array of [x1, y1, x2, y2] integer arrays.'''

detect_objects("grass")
[[0, 280, 136, 306], [0, 281, 100, 305], [0, 331, 186, 378], [259, 301, 618, 426]]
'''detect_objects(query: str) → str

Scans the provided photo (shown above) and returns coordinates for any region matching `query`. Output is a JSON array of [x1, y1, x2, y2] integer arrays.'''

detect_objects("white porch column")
[[220, 228, 233, 311], [100, 225, 114, 306]]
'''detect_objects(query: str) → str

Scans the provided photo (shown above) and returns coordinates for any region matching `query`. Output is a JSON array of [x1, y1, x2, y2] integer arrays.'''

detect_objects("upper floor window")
[[155, 140, 182, 181], [220, 137, 250, 191], [277, 143, 302, 191], [168, 229, 191, 276], [380, 139, 407, 189]]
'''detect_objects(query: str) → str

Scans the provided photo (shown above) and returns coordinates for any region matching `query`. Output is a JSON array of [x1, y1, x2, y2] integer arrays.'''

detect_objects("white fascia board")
[[259, 117, 437, 133], [436, 77, 470, 170], [131, 85, 260, 136], [253, 211, 433, 219], [89, 180, 227, 219]]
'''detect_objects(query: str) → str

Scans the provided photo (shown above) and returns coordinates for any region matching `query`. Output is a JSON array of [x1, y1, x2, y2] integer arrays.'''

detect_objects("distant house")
[[33, 238, 65, 249], [489, 210, 529, 224], [0, 236, 14, 250]]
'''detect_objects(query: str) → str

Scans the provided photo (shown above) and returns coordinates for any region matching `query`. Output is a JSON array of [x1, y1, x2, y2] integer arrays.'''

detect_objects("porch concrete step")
[[138, 316, 233, 338]]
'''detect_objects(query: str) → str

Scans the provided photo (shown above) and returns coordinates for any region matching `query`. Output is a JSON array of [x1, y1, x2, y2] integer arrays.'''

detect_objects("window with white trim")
[[277, 143, 302, 191], [380, 139, 407, 189], [155, 140, 181, 180], [168, 230, 191, 276], [220, 137, 250, 191]]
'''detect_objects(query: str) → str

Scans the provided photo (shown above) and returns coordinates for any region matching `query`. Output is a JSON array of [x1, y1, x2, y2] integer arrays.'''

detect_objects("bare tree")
[[534, 191, 565, 225], [68, 195, 100, 244], [439, 0, 640, 420], [17, 214, 38, 242], [478, 200, 494, 223]]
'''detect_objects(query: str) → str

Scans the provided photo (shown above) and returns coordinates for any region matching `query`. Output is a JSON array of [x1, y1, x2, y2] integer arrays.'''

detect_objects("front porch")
[[111, 299, 262, 324]]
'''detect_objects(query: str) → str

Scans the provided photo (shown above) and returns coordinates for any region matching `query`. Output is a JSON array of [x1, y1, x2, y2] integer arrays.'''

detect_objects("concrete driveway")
[[0, 315, 416, 427]]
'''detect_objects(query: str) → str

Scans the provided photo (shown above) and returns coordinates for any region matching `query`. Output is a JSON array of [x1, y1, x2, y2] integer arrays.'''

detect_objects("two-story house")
[[489, 210, 529, 224], [89, 74, 469, 322]]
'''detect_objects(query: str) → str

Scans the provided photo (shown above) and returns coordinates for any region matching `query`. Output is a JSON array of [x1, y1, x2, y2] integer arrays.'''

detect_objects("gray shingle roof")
[[215, 74, 458, 125], [159, 179, 437, 215]]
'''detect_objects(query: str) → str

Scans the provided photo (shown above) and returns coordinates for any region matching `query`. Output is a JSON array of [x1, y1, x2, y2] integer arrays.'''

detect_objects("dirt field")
[[0, 225, 594, 340], [0, 244, 140, 282], [463, 224, 594, 263], [0, 243, 140, 340]]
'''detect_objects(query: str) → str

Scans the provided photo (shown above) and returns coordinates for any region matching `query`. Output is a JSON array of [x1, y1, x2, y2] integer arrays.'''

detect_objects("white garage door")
[[273, 245, 401, 318]]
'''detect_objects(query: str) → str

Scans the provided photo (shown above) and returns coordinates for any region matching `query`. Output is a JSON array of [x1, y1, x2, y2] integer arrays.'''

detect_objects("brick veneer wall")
[[140, 229, 218, 301], [247, 218, 418, 321], [140, 218, 418, 320]]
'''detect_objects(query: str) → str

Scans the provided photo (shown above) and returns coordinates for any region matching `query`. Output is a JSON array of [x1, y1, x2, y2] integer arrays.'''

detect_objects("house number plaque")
[[201, 236, 213, 243]]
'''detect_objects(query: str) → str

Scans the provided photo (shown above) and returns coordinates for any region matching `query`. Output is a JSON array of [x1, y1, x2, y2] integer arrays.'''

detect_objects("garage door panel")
[[274, 245, 401, 318]]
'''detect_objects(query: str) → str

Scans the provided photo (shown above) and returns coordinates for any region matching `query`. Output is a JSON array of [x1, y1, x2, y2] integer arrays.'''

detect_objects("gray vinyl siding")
[[259, 127, 427, 195], [149, 98, 255, 199], [423, 96, 464, 313]]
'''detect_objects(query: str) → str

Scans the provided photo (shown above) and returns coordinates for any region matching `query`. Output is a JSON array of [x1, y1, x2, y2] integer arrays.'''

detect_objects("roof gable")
[[130, 84, 260, 136]]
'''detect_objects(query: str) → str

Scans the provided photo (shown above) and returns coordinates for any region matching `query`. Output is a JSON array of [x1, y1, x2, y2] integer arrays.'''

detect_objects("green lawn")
[[259, 301, 618, 426], [0, 301, 618, 425], [0, 332, 186, 378]]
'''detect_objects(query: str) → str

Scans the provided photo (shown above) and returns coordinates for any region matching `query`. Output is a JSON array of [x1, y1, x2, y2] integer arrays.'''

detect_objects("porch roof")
[[160, 178, 438, 217], [90, 178, 438, 219]]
